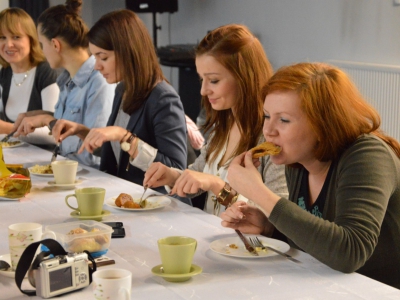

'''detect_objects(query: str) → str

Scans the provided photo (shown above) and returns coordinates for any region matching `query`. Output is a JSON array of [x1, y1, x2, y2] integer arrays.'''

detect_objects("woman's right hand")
[[52, 119, 89, 143], [221, 201, 274, 236], [143, 162, 180, 188]]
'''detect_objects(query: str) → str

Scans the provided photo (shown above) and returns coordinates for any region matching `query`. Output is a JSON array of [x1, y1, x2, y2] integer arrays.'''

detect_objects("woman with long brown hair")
[[51, 9, 187, 195], [144, 24, 288, 214], [221, 62, 400, 288]]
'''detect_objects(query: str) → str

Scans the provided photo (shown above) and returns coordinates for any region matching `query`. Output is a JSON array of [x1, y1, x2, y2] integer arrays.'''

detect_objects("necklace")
[[13, 70, 30, 87]]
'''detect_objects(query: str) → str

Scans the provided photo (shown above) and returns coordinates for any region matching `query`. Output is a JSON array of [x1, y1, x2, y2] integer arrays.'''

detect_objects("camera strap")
[[15, 238, 96, 296]]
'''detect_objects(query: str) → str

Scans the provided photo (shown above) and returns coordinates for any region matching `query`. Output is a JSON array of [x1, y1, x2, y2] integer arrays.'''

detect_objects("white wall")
[[81, 0, 400, 91]]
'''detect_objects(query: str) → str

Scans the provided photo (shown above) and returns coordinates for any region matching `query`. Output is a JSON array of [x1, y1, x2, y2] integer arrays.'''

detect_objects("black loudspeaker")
[[125, 0, 178, 13]]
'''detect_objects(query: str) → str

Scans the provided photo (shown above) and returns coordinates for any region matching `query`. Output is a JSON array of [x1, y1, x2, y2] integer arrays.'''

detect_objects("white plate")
[[105, 194, 171, 211], [0, 140, 24, 148], [0, 254, 14, 278], [47, 179, 83, 189], [0, 196, 21, 201], [209, 236, 290, 258], [29, 165, 83, 177]]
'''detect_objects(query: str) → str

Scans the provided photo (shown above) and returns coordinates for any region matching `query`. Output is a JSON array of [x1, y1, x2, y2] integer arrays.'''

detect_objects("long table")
[[0, 141, 399, 299]]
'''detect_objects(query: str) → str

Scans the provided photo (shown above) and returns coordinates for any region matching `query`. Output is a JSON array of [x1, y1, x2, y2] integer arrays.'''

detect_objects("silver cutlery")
[[1, 131, 16, 143], [138, 185, 148, 208], [250, 237, 301, 263], [235, 230, 259, 256], [50, 142, 60, 163]]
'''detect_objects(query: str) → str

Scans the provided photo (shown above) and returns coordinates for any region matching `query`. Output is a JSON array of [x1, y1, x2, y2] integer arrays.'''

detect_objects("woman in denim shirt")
[[13, 0, 114, 168]]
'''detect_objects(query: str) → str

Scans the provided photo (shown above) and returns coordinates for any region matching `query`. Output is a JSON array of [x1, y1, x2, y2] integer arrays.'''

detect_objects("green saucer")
[[70, 210, 110, 221], [151, 264, 202, 282]]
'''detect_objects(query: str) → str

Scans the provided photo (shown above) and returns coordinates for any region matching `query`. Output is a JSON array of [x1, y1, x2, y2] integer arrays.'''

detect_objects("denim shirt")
[[54, 56, 114, 168]]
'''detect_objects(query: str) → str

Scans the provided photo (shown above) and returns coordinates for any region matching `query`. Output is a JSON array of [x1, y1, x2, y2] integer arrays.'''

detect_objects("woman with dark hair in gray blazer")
[[51, 9, 187, 197]]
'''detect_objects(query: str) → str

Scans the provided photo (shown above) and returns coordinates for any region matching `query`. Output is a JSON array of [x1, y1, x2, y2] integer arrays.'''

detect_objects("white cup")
[[93, 268, 132, 300], [8, 223, 43, 271], [51, 160, 78, 184]]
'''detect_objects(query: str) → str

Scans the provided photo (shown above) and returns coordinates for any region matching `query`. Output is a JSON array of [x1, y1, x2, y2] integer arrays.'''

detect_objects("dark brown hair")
[[263, 62, 400, 160], [88, 9, 165, 114], [37, 0, 88, 49], [196, 24, 273, 164], [0, 7, 45, 68]]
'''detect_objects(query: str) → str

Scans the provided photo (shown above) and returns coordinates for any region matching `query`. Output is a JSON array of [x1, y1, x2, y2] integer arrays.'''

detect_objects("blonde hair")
[[0, 7, 45, 68]]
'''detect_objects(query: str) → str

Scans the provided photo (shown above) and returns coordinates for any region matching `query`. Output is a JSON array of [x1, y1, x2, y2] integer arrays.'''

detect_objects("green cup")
[[157, 236, 197, 274], [65, 187, 105, 216]]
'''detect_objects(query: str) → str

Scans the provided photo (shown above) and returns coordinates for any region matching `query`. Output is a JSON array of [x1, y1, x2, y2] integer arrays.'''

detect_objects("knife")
[[235, 229, 259, 256], [1, 131, 16, 143], [50, 142, 60, 163]]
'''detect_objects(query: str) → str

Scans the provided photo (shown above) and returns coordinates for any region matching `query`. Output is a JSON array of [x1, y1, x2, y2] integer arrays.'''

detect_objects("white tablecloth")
[[0, 141, 399, 299]]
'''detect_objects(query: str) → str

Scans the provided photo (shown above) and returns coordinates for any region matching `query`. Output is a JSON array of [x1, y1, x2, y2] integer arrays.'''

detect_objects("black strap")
[[15, 238, 96, 296]]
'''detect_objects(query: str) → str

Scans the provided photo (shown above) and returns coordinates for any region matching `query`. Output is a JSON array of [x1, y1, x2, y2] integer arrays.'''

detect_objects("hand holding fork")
[[249, 237, 301, 263]]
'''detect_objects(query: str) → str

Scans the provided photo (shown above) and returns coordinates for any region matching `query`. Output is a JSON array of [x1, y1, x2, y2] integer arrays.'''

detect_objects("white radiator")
[[329, 60, 400, 142]]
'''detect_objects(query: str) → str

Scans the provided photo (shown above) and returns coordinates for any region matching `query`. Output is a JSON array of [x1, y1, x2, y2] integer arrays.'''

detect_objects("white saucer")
[[70, 210, 111, 221], [0, 254, 14, 278], [151, 264, 202, 282], [47, 179, 83, 189]]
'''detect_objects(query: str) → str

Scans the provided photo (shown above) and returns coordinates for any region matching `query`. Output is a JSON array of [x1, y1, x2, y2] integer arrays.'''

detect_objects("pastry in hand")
[[250, 142, 281, 158]]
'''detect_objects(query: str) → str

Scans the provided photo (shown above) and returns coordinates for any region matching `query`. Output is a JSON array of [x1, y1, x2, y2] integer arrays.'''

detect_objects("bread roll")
[[68, 238, 102, 253]]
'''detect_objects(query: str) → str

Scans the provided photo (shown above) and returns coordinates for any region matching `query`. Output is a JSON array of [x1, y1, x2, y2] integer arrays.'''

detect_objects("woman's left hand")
[[171, 169, 225, 197], [78, 126, 126, 154], [221, 201, 274, 236]]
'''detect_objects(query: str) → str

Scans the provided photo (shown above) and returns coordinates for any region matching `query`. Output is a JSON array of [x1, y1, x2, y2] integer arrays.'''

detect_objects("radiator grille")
[[329, 60, 400, 142]]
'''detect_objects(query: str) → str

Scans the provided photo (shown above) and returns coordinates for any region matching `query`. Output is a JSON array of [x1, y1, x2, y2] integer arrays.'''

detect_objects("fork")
[[1, 131, 16, 143], [138, 185, 148, 208], [250, 237, 301, 263]]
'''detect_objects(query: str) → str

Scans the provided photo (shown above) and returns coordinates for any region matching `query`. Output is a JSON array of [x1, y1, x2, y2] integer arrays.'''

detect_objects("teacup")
[[51, 160, 78, 184], [157, 236, 197, 274], [65, 187, 105, 216], [8, 223, 43, 271], [93, 268, 132, 300]]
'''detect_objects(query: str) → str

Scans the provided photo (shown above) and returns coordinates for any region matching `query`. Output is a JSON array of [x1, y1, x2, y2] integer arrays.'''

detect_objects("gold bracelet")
[[216, 182, 231, 205]]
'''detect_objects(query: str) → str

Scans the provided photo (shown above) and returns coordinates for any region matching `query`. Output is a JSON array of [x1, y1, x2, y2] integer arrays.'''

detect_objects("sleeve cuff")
[[129, 139, 157, 171]]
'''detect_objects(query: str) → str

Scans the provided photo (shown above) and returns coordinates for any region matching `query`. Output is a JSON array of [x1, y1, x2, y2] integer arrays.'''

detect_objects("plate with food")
[[209, 236, 290, 258], [0, 140, 24, 148], [0, 195, 22, 201], [29, 164, 82, 177], [105, 193, 171, 211]]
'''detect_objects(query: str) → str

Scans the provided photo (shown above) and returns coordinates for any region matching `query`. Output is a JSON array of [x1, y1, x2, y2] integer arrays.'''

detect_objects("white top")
[[1, 67, 60, 145]]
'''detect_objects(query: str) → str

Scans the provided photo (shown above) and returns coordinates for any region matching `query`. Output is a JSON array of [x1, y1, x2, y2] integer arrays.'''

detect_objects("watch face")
[[121, 141, 130, 152]]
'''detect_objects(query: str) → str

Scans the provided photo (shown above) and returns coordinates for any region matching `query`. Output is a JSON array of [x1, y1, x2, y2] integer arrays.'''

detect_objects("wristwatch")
[[121, 133, 136, 152]]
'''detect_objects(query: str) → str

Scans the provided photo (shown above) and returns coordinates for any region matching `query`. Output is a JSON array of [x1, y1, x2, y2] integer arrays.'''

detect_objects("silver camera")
[[28, 252, 90, 298]]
